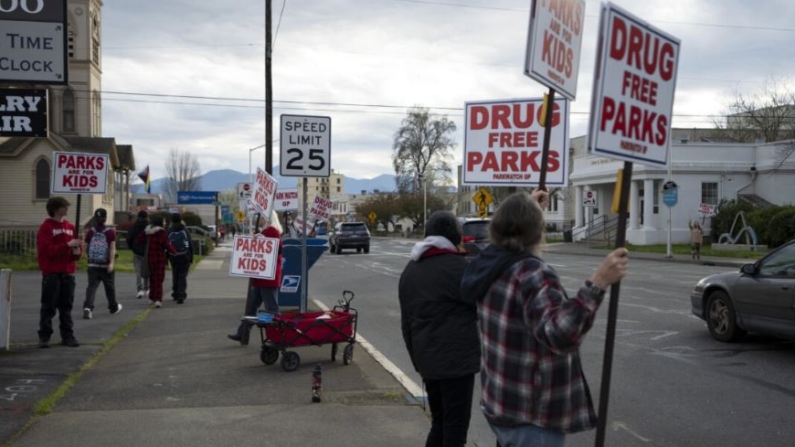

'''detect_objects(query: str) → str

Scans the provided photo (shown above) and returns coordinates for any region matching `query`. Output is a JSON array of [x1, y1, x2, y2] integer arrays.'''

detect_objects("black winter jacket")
[[398, 247, 480, 380], [126, 219, 149, 256]]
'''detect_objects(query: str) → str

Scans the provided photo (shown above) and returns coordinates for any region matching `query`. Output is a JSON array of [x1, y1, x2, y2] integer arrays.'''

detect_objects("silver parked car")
[[690, 239, 795, 342]]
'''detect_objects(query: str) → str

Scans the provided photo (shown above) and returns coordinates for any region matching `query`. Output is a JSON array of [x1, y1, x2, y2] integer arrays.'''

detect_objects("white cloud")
[[100, 0, 795, 185]]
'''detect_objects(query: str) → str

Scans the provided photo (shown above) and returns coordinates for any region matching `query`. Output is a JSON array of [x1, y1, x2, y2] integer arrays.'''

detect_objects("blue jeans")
[[490, 423, 565, 447]]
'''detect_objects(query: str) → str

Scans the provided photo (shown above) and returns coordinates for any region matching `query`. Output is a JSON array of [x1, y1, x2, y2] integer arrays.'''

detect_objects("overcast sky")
[[101, 0, 795, 184]]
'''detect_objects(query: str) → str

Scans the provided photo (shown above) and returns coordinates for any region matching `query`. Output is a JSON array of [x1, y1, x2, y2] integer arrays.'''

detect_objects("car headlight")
[[693, 279, 706, 294]]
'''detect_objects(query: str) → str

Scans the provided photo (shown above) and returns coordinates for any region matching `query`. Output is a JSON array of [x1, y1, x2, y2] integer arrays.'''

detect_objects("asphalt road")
[[308, 238, 795, 447]]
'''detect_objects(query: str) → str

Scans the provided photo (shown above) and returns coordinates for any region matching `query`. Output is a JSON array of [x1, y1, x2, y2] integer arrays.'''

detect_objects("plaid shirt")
[[476, 256, 604, 433]]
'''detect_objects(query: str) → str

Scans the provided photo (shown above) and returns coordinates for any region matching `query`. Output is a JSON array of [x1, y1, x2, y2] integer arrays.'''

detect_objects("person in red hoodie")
[[37, 197, 83, 348], [228, 224, 283, 345]]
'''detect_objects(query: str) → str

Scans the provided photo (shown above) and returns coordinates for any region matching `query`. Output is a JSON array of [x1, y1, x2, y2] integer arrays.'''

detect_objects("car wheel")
[[706, 291, 746, 342], [364, 245, 370, 254]]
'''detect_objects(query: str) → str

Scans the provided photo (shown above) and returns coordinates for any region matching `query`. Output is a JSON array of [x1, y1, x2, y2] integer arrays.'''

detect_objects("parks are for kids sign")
[[51, 151, 109, 194], [463, 97, 569, 186], [588, 3, 680, 167], [229, 235, 280, 280]]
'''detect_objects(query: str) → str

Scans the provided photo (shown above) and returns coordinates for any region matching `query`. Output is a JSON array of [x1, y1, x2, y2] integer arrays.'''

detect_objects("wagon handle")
[[342, 290, 355, 304]]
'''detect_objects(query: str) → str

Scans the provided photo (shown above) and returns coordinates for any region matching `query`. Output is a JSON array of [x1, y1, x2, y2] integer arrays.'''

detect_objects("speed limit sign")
[[280, 114, 331, 178]]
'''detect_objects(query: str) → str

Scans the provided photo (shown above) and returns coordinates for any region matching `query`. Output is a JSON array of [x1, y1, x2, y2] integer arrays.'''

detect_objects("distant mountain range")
[[131, 167, 398, 195]]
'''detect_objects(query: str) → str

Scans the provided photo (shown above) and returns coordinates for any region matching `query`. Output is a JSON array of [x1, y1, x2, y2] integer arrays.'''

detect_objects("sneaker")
[[136, 291, 144, 299], [83, 308, 92, 320], [145, 290, 150, 298], [111, 303, 123, 315], [61, 338, 80, 347], [154, 301, 162, 308], [38, 338, 50, 349], [177, 299, 184, 304]]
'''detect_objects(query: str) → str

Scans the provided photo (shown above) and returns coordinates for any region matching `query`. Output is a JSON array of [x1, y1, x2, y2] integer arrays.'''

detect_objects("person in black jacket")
[[168, 213, 194, 304], [398, 211, 479, 447], [125, 210, 150, 299]]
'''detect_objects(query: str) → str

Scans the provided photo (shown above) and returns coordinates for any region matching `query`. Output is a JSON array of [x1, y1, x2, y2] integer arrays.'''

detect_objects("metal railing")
[[0, 227, 38, 255], [571, 215, 621, 246]]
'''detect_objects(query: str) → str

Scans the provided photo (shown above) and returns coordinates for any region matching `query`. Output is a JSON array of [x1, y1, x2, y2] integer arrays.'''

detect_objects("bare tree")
[[392, 106, 456, 193], [164, 148, 202, 203], [715, 78, 795, 164]]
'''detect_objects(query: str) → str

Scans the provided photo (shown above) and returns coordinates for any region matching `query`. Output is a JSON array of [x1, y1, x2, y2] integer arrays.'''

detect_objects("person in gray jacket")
[[398, 211, 479, 447]]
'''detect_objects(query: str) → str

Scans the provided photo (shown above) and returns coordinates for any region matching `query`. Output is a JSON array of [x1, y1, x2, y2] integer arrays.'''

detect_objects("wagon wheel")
[[281, 351, 301, 372], [343, 343, 354, 365], [331, 343, 338, 362], [260, 346, 279, 365]]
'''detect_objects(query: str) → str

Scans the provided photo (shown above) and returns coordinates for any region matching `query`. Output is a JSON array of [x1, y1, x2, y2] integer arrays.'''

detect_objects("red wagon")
[[252, 290, 358, 371]]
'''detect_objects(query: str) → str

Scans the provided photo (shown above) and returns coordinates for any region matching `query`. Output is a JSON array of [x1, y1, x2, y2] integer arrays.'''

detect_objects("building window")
[[653, 180, 660, 214], [336, 178, 340, 184], [551, 194, 559, 212], [35, 158, 50, 199], [701, 182, 718, 205], [63, 88, 75, 133], [337, 187, 340, 193]]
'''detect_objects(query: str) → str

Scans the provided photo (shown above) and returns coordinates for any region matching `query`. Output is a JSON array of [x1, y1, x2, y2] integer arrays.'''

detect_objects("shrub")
[[767, 208, 795, 248], [746, 206, 784, 246]]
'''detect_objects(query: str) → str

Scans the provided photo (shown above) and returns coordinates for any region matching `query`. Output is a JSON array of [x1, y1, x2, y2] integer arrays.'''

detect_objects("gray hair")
[[489, 192, 544, 256]]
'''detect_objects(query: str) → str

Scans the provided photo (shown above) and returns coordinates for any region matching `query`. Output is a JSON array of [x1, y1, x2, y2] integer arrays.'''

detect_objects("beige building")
[[296, 169, 351, 222], [0, 0, 135, 230]]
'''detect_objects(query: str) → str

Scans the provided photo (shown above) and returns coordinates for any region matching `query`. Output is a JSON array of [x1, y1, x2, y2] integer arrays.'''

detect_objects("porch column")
[[630, 179, 639, 229], [643, 178, 655, 229], [574, 186, 583, 227]]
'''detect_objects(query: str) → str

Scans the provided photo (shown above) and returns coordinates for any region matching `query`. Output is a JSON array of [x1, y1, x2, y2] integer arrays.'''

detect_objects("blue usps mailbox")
[[279, 238, 328, 308]]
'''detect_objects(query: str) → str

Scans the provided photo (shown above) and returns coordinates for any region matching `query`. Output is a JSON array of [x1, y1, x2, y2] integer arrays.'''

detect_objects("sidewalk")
[[0, 243, 428, 447]]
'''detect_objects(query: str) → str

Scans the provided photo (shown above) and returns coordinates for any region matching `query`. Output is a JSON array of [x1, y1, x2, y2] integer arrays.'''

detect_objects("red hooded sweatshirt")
[[37, 218, 82, 275], [251, 225, 283, 289]]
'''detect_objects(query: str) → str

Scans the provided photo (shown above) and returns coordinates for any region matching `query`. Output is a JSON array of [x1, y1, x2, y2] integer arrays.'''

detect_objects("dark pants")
[[83, 267, 118, 311], [38, 274, 76, 341], [170, 256, 190, 301], [424, 374, 476, 447], [234, 282, 279, 343]]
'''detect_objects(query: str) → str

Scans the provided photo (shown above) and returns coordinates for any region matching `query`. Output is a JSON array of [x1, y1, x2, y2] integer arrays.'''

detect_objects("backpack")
[[87, 227, 111, 264], [169, 229, 190, 256], [129, 226, 147, 256]]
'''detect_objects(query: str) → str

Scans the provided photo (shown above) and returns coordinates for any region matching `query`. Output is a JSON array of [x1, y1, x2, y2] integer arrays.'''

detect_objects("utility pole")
[[265, 0, 273, 176]]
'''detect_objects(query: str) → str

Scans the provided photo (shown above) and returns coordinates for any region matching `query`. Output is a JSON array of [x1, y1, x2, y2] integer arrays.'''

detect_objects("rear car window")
[[462, 222, 489, 239], [341, 224, 367, 232]]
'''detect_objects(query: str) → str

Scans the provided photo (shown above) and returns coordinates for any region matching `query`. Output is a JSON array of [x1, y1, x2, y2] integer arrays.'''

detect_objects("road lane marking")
[[313, 299, 425, 399]]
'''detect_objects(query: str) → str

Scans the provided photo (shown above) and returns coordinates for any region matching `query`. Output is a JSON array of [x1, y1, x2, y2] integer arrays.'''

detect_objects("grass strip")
[[2, 307, 152, 447]]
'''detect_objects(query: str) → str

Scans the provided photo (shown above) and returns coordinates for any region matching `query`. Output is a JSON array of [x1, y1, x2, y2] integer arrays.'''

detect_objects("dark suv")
[[329, 222, 371, 254], [458, 217, 490, 255]]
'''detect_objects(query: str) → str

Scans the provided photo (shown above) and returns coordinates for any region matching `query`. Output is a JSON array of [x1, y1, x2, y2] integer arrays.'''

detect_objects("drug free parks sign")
[[588, 3, 680, 166], [463, 98, 569, 186], [51, 151, 109, 194]]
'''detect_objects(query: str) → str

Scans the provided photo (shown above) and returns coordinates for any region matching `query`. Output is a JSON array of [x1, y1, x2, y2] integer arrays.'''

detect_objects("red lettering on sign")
[[62, 175, 98, 188], [599, 96, 668, 146], [467, 150, 560, 173], [609, 15, 675, 81], [541, 30, 573, 78], [487, 131, 540, 148], [237, 257, 267, 271], [469, 103, 560, 130]]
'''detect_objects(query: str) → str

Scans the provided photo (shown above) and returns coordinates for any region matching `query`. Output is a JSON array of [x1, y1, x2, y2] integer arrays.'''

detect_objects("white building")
[[568, 137, 795, 244]]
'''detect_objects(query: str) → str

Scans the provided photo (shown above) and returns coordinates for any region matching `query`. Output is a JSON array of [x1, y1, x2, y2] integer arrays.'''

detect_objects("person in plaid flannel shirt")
[[462, 190, 629, 447]]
